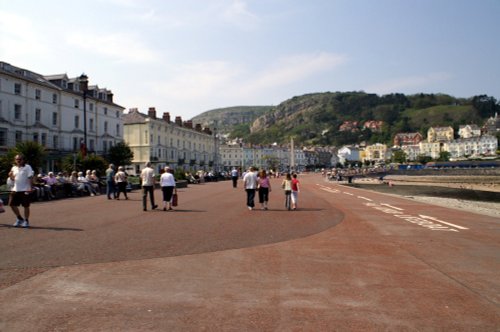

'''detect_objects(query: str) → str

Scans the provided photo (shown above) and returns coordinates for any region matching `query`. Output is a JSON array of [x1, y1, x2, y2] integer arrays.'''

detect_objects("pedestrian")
[[141, 162, 158, 211], [230, 167, 239, 188], [114, 166, 128, 200], [160, 166, 176, 211], [9, 154, 34, 228], [243, 166, 258, 210], [257, 169, 271, 210], [281, 173, 292, 211], [105, 164, 116, 199], [291, 173, 300, 210]]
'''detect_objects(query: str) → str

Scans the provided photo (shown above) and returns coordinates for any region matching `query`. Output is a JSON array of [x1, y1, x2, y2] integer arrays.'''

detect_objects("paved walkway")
[[1, 175, 499, 331]]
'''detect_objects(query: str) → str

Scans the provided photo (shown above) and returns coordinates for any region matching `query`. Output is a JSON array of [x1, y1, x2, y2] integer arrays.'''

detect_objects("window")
[[73, 137, 78, 151], [116, 124, 120, 136], [104, 121, 108, 133], [89, 118, 94, 131], [14, 104, 22, 120], [35, 108, 41, 122], [52, 94, 57, 104], [104, 107, 108, 115], [89, 103, 94, 111], [116, 111, 120, 118], [0, 128, 6, 145], [15, 131, 22, 142], [53, 135, 59, 149], [14, 83, 21, 95], [35, 89, 41, 100], [103, 141, 107, 152], [74, 115, 79, 128], [52, 112, 58, 126], [41, 133, 47, 146], [33, 133, 39, 143], [74, 99, 80, 108], [89, 139, 95, 151]]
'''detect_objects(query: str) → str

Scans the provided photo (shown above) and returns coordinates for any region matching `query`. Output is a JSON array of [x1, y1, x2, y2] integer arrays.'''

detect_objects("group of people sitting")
[[31, 170, 103, 200]]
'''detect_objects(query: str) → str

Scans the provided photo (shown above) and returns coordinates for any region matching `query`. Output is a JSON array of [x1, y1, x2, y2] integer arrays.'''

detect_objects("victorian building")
[[123, 107, 215, 175], [0, 61, 124, 171]]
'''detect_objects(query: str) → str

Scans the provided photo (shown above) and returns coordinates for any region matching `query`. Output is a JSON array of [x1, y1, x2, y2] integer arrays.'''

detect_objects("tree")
[[107, 142, 134, 168], [0, 141, 47, 183], [391, 150, 407, 164], [437, 151, 451, 162], [471, 95, 499, 118]]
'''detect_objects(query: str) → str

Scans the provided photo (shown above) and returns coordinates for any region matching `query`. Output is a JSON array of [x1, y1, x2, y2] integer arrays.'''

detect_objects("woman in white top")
[[160, 167, 176, 211]]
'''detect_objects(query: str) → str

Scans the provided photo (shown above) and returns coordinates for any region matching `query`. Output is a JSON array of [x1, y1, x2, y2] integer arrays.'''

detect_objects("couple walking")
[[243, 167, 271, 210], [141, 162, 177, 211]]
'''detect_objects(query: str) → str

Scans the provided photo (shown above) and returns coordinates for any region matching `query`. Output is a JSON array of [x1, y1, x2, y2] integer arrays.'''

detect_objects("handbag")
[[172, 193, 178, 207]]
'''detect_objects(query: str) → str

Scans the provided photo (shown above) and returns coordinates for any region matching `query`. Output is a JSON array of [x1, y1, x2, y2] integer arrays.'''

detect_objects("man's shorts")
[[8, 191, 31, 207]]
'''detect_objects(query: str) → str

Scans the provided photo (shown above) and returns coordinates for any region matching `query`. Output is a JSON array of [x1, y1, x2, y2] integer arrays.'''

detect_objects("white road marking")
[[343, 192, 354, 196], [357, 196, 373, 201], [380, 203, 403, 211], [419, 215, 469, 230], [364, 202, 462, 232]]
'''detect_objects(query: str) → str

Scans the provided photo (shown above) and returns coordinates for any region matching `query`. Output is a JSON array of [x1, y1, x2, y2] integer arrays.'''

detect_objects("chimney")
[[195, 124, 202, 132], [148, 107, 157, 119], [203, 128, 212, 135], [129, 107, 139, 113], [175, 116, 182, 126], [184, 120, 193, 129], [162, 112, 171, 123]]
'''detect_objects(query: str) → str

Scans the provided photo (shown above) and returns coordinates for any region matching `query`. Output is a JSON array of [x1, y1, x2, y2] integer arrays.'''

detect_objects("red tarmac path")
[[0, 174, 499, 331]]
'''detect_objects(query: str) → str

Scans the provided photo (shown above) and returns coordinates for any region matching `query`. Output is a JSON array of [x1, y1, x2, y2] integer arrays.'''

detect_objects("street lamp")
[[79, 74, 88, 157]]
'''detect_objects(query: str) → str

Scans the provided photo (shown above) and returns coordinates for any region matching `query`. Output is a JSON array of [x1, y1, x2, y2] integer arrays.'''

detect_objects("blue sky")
[[1, 0, 499, 119]]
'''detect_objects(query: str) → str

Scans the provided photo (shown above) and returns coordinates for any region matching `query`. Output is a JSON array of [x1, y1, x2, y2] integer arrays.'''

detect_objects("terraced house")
[[123, 107, 216, 175], [0, 61, 124, 171]]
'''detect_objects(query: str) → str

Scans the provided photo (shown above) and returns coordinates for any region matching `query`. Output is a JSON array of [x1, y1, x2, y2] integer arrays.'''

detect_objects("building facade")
[[123, 108, 215, 175], [0, 61, 124, 172]]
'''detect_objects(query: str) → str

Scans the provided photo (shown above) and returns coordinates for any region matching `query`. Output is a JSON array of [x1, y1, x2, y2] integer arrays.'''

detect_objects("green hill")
[[192, 92, 498, 146]]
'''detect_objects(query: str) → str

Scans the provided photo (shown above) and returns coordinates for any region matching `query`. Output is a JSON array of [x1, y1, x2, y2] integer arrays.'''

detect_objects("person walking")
[[9, 154, 34, 228], [105, 164, 116, 199], [141, 162, 158, 211], [230, 167, 239, 188], [160, 166, 176, 211], [243, 166, 258, 210], [257, 169, 271, 210], [291, 173, 300, 210], [281, 173, 292, 211], [114, 166, 129, 200]]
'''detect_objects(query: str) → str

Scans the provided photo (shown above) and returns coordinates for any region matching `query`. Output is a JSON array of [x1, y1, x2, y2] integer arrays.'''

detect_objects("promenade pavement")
[[1, 174, 499, 331]]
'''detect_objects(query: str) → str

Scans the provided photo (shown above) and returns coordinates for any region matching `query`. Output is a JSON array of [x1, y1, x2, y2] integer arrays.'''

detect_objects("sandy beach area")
[[343, 175, 500, 219]]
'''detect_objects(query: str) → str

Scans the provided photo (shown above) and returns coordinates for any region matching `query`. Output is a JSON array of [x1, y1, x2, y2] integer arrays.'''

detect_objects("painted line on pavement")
[[357, 196, 373, 201], [364, 202, 462, 232], [380, 203, 403, 211], [419, 215, 469, 230]]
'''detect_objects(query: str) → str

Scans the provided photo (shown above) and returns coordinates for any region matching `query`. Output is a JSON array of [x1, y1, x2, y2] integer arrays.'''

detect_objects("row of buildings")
[[0, 62, 217, 174], [1, 62, 499, 174]]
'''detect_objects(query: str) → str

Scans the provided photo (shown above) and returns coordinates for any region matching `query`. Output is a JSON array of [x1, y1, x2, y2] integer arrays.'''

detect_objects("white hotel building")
[[0, 61, 124, 171]]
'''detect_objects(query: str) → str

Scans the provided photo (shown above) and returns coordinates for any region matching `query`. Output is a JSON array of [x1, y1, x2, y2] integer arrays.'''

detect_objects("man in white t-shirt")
[[9, 154, 34, 228], [141, 162, 158, 211], [243, 166, 258, 210]]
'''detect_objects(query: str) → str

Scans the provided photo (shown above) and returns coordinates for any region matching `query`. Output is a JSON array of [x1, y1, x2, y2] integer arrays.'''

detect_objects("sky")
[[1, 0, 499, 120]]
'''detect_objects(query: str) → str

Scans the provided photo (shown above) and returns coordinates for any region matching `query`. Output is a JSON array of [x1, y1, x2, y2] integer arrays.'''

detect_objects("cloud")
[[242, 52, 347, 95], [146, 51, 346, 115], [0, 11, 50, 59], [222, 0, 260, 29], [65, 32, 160, 64], [366, 72, 453, 95]]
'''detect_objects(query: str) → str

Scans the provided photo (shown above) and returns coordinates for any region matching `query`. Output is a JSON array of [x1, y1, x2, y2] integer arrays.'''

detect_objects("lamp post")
[[79, 74, 88, 157]]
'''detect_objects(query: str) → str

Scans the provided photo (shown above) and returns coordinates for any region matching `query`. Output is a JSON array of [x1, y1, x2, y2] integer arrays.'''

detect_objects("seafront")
[[1, 173, 499, 331]]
